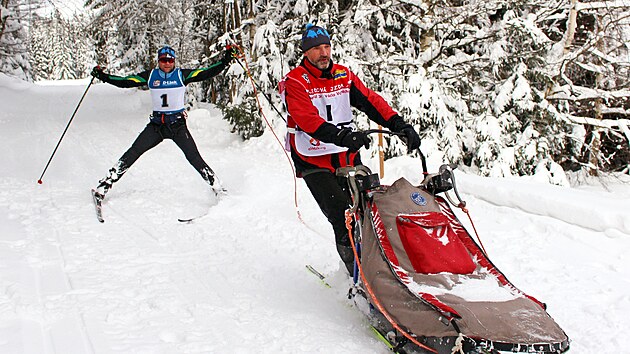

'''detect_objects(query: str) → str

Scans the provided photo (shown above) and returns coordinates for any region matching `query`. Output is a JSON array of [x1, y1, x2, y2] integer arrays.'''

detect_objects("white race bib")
[[148, 68, 186, 114], [293, 87, 355, 156]]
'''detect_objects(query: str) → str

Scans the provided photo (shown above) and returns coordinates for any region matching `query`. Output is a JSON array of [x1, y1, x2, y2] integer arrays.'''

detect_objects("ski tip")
[[306, 265, 332, 288], [178, 211, 210, 223], [370, 326, 395, 350], [91, 189, 105, 223]]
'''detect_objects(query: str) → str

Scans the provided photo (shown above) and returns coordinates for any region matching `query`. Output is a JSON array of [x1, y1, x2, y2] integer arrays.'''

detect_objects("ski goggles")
[[158, 57, 175, 63]]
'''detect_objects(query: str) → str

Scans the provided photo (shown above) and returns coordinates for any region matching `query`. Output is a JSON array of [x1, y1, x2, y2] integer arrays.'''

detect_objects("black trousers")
[[116, 120, 216, 185], [303, 171, 353, 247]]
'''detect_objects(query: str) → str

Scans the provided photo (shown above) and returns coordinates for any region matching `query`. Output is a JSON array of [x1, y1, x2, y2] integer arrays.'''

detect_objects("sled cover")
[[360, 178, 569, 351]]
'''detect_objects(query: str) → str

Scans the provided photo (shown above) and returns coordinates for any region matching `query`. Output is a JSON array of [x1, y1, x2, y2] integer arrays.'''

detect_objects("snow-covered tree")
[[8, 0, 627, 176], [0, 0, 45, 79], [29, 14, 51, 80], [545, 0, 630, 175], [85, 0, 194, 72], [216, 0, 327, 138], [30, 10, 94, 80], [193, 0, 628, 176]]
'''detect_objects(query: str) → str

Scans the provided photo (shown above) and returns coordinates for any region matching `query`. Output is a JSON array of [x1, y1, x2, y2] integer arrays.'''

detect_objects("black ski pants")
[[116, 119, 216, 185], [303, 171, 353, 247]]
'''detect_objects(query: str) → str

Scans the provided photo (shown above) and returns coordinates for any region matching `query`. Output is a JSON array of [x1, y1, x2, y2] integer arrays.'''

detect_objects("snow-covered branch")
[[548, 85, 630, 101], [576, 1, 630, 11]]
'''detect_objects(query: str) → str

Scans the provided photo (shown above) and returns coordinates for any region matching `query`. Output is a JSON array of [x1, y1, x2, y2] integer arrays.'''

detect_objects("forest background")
[[1, 0, 628, 180]]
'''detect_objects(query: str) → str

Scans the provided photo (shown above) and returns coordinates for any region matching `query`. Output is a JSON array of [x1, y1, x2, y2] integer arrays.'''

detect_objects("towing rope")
[[344, 210, 438, 354], [442, 167, 489, 257], [229, 43, 306, 225], [457, 205, 489, 257]]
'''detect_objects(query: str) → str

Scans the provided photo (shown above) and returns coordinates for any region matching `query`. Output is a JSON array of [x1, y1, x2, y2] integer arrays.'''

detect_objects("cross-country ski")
[[91, 188, 104, 223]]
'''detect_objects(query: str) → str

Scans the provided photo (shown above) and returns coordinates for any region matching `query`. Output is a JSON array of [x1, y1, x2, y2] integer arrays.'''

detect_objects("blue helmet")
[[157, 46, 176, 59]]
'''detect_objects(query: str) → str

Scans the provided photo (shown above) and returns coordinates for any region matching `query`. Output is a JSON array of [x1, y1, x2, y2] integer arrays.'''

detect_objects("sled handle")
[[339, 130, 429, 213], [364, 129, 428, 175]]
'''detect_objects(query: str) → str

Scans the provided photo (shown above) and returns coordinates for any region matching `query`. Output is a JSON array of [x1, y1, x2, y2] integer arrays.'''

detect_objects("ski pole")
[[37, 76, 96, 184]]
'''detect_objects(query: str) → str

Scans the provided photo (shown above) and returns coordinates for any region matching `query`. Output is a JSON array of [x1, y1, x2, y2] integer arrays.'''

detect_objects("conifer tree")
[[85, 0, 185, 72], [30, 10, 93, 80], [545, 0, 630, 175], [12, 0, 627, 175], [0, 0, 45, 79]]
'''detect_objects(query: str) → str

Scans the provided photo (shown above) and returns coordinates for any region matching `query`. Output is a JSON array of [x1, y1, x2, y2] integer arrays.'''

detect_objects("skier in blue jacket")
[[91, 45, 236, 199]]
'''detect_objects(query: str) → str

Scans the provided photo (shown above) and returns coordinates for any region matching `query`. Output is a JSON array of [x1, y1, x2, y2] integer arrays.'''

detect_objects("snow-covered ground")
[[0, 73, 628, 353]]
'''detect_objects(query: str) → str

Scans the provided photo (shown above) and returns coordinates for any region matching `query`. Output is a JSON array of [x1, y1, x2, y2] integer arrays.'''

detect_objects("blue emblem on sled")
[[410, 192, 427, 206]]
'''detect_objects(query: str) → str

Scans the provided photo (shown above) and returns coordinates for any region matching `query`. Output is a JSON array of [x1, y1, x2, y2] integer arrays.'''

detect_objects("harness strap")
[[150, 111, 185, 125]]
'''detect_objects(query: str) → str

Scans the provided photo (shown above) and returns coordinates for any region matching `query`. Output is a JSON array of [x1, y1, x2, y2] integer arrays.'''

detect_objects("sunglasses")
[[159, 57, 175, 63]]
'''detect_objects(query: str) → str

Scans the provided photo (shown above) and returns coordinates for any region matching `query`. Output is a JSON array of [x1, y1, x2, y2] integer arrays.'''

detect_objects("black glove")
[[222, 45, 238, 64], [337, 129, 371, 152], [400, 125, 421, 152], [387, 115, 421, 152], [91, 65, 105, 79]]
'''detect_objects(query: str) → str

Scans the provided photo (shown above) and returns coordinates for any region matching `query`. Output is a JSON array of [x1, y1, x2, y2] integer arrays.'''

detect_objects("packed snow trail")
[[1, 74, 629, 353]]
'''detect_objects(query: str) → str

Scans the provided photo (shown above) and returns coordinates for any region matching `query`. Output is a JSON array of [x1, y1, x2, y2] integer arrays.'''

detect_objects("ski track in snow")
[[1, 74, 629, 353]]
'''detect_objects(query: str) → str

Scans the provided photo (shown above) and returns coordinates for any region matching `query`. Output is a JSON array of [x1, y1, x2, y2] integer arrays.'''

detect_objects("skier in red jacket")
[[280, 24, 421, 275]]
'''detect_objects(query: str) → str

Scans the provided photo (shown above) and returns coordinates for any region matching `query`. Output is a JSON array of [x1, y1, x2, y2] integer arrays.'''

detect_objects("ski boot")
[[202, 168, 227, 197], [94, 167, 120, 199], [336, 244, 356, 276], [210, 180, 228, 197]]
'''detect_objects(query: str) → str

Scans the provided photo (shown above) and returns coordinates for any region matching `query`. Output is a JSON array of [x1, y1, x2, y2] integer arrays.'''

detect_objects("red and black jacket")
[[281, 58, 407, 176]]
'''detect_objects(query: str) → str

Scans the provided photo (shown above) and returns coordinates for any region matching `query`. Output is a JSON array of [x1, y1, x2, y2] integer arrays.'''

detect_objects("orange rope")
[[458, 205, 489, 257], [231, 44, 306, 224], [344, 210, 438, 354]]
